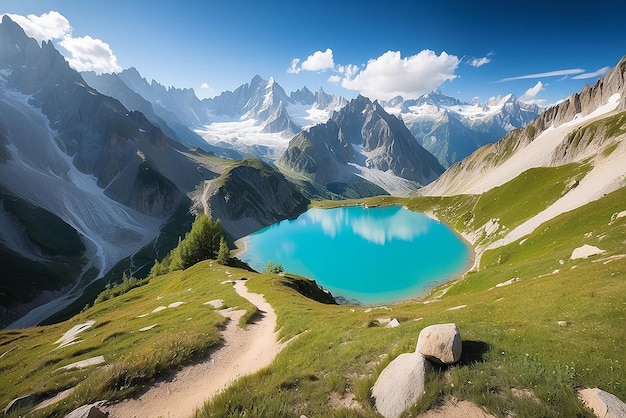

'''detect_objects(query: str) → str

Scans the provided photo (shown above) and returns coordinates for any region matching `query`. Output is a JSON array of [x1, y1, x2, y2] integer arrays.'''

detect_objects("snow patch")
[[58, 355, 105, 370], [55, 320, 96, 349]]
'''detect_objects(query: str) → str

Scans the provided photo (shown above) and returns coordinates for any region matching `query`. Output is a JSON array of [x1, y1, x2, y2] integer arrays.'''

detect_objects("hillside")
[[1, 163, 624, 417]]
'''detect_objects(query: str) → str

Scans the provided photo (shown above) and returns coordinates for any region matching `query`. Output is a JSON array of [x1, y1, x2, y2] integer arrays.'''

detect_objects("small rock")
[[416, 323, 462, 365], [64, 402, 108, 418], [557, 321, 568, 327], [205, 299, 224, 309], [371, 352, 431, 418], [571, 244, 605, 260], [387, 318, 400, 328], [578, 388, 626, 418], [4, 394, 42, 414]]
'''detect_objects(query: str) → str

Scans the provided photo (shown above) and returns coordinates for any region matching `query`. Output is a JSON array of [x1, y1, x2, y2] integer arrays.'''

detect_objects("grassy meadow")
[[1, 161, 624, 417]]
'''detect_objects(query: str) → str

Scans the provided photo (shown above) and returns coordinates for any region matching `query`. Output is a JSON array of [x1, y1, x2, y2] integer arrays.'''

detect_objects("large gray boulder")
[[371, 352, 431, 418], [578, 388, 626, 418], [416, 323, 462, 365]]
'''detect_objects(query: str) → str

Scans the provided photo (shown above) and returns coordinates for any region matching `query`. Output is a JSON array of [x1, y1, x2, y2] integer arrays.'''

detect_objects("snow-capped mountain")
[[198, 75, 346, 161], [278, 95, 444, 196], [420, 55, 626, 197], [0, 16, 209, 328], [383, 91, 540, 167], [83, 70, 347, 162]]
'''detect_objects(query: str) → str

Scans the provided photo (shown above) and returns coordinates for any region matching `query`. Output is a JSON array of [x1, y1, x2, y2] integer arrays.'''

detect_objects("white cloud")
[[200, 82, 210, 89], [6, 11, 121, 74], [572, 66, 610, 80], [5, 11, 70, 42], [287, 58, 301, 74], [338, 50, 459, 101], [301, 48, 334, 71], [498, 68, 585, 82], [520, 81, 544, 101], [288, 49, 334, 74], [469, 52, 493, 68], [60, 35, 122, 73]]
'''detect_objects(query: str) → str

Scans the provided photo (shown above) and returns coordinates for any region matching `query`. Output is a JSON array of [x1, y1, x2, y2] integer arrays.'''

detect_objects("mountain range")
[[0, 16, 223, 327], [383, 91, 540, 167], [1, 11, 625, 335]]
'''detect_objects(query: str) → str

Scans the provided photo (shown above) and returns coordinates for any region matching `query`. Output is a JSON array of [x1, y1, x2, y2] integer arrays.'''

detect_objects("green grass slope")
[[1, 162, 624, 417]]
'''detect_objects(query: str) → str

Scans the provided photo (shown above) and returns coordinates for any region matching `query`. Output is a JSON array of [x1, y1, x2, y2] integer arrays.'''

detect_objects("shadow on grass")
[[458, 340, 491, 366], [246, 308, 267, 325]]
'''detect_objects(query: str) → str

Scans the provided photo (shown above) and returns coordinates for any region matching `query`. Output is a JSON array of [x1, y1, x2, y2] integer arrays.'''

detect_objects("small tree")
[[265, 260, 284, 274], [217, 236, 230, 265]]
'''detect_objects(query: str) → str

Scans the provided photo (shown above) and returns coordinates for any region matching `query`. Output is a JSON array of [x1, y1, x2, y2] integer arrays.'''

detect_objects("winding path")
[[104, 279, 286, 418]]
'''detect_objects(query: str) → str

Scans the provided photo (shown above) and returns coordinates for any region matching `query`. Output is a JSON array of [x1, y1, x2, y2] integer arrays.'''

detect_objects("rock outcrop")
[[64, 401, 108, 418], [416, 323, 462, 365], [371, 323, 463, 418], [371, 352, 432, 418], [578, 388, 626, 418]]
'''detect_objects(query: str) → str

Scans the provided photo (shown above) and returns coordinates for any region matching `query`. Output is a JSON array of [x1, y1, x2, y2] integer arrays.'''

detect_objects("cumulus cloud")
[[60, 35, 121, 73], [469, 52, 493, 68], [5, 11, 70, 42], [5, 11, 121, 74], [200, 82, 210, 89], [572, 66, 610, 80], [520, 81, 544, 101], [498, 68, 585, 82], [288, 49, 334, 74], [337, 50, 459, 101]]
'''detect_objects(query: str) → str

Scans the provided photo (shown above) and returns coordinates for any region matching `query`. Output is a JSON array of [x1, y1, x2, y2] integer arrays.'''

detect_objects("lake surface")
[[240, 205, 472, 305]]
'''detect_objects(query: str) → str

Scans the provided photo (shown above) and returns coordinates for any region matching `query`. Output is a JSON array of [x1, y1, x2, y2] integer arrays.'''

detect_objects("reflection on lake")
[[240, 205, 472, 305]]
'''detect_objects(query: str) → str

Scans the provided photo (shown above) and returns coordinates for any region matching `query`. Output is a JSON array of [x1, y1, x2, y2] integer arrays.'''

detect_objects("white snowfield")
[[195, 98, 342, 160]]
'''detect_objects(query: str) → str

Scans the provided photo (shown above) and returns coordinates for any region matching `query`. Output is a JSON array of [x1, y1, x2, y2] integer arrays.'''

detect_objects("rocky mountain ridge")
[[420, 55, 626, 197], [0, 16, 212, 328], [199, 159, 310, 240], [278, 95, 444, 196]]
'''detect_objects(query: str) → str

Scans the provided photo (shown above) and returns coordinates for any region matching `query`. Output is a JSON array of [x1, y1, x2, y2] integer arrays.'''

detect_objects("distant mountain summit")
[[279, 95, 444, 196], [383, 91, 539, 167]]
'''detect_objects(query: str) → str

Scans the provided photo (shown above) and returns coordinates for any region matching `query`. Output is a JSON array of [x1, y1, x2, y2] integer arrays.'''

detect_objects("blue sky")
[[2, 0, 625, 106]]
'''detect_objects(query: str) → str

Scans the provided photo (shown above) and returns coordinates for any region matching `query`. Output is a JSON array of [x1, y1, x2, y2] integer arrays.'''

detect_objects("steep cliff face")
[[420, 55, 626, 197], [279, 95, 444, 195], [203, 159, 309, 240]]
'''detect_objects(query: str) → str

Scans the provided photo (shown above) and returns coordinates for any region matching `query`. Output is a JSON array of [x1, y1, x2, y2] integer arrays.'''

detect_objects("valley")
[[0, 12, 625, 418]]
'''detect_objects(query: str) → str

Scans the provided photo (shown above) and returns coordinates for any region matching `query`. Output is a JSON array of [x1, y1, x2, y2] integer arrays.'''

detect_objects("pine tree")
[[217, 236, 230, 265]]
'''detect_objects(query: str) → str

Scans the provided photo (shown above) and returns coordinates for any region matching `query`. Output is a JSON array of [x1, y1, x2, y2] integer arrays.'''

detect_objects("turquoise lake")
[[240, 205, 472, 305]]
